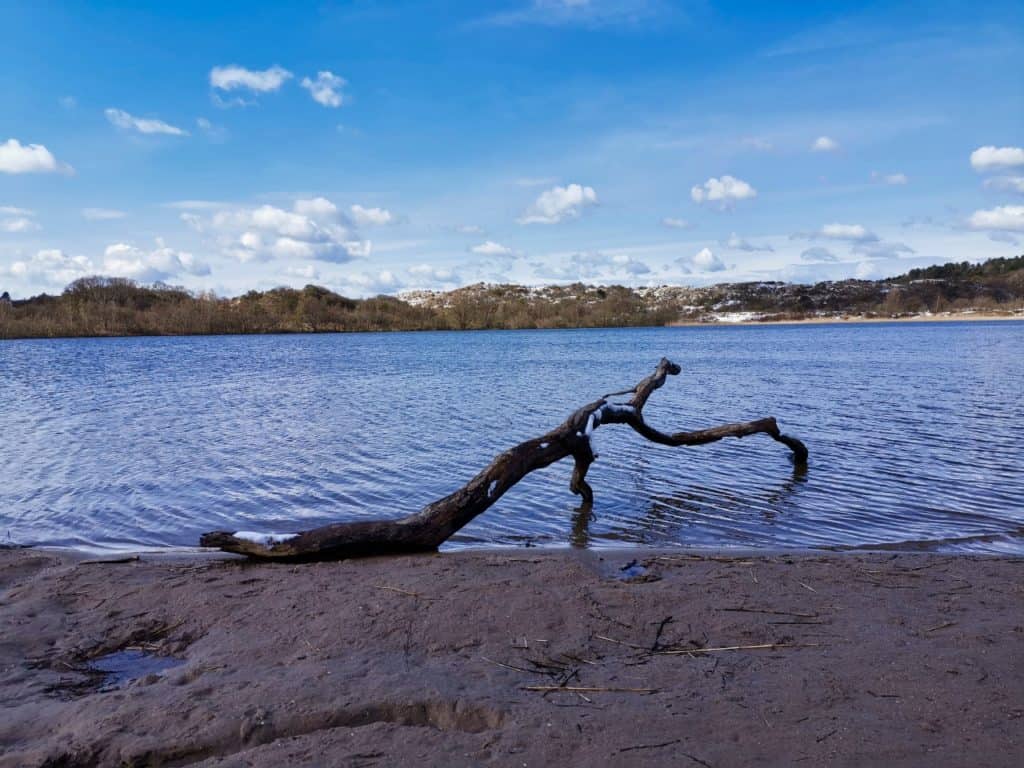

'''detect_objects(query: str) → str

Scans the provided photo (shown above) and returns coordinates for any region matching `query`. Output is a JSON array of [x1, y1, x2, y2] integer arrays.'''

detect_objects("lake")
[[2, 322, 1023, 554]]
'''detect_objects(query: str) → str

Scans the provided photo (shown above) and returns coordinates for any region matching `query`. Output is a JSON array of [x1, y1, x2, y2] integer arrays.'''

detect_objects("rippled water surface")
[[2, 323, 1023, 554]]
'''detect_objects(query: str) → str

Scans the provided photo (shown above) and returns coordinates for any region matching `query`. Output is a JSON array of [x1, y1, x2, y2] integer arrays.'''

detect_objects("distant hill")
[[2, 256, 1022, 339]]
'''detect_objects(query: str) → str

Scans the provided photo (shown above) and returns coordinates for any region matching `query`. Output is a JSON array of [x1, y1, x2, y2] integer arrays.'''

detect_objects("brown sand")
[[1, 547, 1021, 767]]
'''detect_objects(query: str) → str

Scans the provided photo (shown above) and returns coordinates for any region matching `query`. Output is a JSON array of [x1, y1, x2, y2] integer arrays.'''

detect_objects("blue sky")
[[1, 0, 1022, 298]]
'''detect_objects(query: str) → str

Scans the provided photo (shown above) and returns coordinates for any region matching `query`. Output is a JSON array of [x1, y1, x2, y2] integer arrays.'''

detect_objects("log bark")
[[200, 358, 808, 561]]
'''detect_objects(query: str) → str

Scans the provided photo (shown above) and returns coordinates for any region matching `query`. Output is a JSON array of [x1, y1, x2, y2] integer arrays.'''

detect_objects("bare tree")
[[201, 358, 808, 561]]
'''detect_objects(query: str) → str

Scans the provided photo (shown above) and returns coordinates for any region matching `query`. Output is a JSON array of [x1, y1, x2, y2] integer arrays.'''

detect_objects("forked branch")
[[200, 358, 808, 561]]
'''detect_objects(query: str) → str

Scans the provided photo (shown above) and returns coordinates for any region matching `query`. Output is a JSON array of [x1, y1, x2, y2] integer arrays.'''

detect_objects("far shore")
[[670, 310, 1024, 327], [2, 546, 1021, 766]]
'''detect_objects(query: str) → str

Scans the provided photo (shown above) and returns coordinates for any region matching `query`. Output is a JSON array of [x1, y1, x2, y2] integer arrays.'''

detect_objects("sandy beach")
[[1, 547, 1021, 767]]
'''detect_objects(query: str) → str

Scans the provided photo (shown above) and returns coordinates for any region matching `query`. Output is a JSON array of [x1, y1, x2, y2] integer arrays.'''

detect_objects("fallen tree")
[[200, 358, 808, 561]]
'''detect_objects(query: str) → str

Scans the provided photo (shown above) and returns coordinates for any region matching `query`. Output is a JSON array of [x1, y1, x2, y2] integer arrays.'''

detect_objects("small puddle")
[[87, 650, 184, 691], [618, 559, 648, 580]]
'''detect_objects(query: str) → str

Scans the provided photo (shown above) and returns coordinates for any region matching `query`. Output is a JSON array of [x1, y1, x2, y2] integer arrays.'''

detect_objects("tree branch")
[[200, 357, 808, 561]]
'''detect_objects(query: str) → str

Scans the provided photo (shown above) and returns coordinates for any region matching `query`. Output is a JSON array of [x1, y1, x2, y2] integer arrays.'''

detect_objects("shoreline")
[[669, 311, 1024, 327], [3, 547, 1021, 766], [4, 309, 1019, 342]]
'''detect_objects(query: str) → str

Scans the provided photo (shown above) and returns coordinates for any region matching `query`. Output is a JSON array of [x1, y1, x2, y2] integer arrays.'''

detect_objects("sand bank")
[[1, 547, 1021, 767]]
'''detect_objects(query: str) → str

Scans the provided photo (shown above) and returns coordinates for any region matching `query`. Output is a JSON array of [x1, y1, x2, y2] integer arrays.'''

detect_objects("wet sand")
[[1, 547, 1021, 767]]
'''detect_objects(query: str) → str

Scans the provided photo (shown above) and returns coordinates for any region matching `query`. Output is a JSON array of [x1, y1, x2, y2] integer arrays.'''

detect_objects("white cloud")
[[294, 197, 338, 217], [970, 146, 1024, 172], [4, 249, 93, 286], [350, 204, 394, 226], [804, 223, 878, 243], [872, 171, 908, 185], [519, 183, 598, 224], [661, 217, 691, 229], [470, 240, 514, 256], [800, 246, 839, 262], [851, 240, 915, 259], [968, 205, 1024, 232], [534, 251, 651, 281], [454, 224, 484, 234], [811, 136, 840, 153], [983, 176, 1024, 195], [479, 0, 663, 28], [282, 264, 320, 280], [205, 197, 370, 263], [301, 71, 347, 108], [59, 96, 77, 110], [163, 200, 231, 211], [209, 65, 293, 93], [0, 206, 33, 215], [0, 139, 72, 175], [338, 269, 404, 296], [690, 175, 757, 208], [408, 264, 461, 285], [724, 232, 773, 252], [104, 108, 188, 136], [101, 240, 210, 282], [82, 208, 127, 220], [688, 247, 727, 272], [1, 216, 40, 233]]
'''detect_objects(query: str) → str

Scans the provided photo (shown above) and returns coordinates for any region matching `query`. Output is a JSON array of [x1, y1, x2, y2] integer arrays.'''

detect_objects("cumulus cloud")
[[210, 65, 292, 93], [82, 208, 127, 220], [101, 240, 210, 282], [105, 108, 188, 136], [661, 217, 691, 229], [519, 183, 598, 224], [690, 175, 756, 208], [0, 139, 72, 175], [4, 249, 93, 285], [811, 136, 840, 153], [800, 246, 839, 262], [349, 204, 394, 226], [201, 197, 370, 263], [470, 240, 514, 256], [983, 176, 1024, 195], [724, 232, 773, 252], [301, 71, 347, 108], [968, 205, 1024, 232], [970, 146, 1024, 172], [687, 247, 727, 272]]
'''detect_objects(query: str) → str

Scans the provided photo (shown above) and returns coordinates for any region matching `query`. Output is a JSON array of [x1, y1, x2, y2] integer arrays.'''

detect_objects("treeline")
[[1, 256, 1022, 339], [898, 255, 1024, 282], [0, 277, 675, 339]]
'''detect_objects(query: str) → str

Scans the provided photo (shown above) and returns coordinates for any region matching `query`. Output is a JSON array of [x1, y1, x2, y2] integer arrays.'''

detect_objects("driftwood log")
[[200, 358, 808, 561]]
